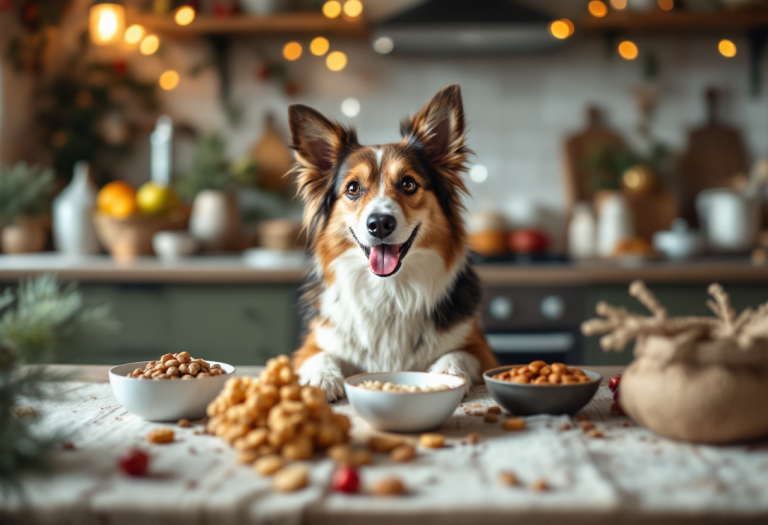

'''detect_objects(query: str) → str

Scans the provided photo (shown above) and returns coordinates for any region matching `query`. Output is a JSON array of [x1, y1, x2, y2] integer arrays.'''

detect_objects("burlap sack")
[[583, 281, 768, 444], [620, 333, 768, 444]]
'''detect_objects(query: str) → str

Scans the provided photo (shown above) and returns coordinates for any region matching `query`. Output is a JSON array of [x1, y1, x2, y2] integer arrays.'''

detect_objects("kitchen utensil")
[[567, 202, 596, 260], [596, 192, 634, 257], [152, 231, 199, 260], [653, 218, 706, 260], [109, 360, 235, 421], [483, 365, 602, 415], [344, 372, 466, 433], [678, 88, 749, 225], [52, 161, 101, 256], [563, 106, 625, 210], [696, 189, 759, 253]]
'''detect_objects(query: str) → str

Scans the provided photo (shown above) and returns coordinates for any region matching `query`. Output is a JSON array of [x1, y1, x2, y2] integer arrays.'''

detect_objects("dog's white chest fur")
[[313, 247, 472, 373]]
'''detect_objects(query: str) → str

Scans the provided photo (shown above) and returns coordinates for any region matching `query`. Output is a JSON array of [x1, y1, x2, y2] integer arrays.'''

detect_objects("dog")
[[288, 84, 498, 401]]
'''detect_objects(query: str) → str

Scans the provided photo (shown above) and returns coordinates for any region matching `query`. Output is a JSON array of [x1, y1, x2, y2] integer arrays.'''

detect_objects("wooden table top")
[[3, 364, 768, 525]]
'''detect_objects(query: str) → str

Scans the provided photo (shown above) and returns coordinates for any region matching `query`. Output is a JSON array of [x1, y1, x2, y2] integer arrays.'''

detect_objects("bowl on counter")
[[152, 230, 200, 260], [109, 361, 235, 421], [344, 372, 466, 433], [652, 218, 705, 261], [484, 365, 602, 416]]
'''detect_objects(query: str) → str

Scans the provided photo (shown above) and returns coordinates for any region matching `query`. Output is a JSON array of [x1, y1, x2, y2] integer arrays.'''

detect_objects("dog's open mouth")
[[353, 225, 420, 278]]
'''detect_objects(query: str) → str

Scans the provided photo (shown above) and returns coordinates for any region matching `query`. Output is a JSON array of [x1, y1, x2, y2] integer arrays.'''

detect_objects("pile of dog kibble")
[[127, 352, 225, 380]]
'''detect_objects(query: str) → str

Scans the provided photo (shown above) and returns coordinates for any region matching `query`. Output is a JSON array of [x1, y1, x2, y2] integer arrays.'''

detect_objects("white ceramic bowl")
[[109, 361, 235, 421], [152, 231, 200, 260], [344, 372, 466, 433]]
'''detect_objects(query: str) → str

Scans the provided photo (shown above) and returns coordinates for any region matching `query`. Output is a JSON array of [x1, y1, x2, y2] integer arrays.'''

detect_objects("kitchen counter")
[[3, 364, 768, 525], [2, 253, 768, 285]]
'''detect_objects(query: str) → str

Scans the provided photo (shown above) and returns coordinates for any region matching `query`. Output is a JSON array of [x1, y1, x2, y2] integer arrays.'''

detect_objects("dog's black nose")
[[367, 214, 396, 239]]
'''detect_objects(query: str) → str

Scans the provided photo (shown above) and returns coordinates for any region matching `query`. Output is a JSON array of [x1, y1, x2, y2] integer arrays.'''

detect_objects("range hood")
[[373, 0, 564, 55]]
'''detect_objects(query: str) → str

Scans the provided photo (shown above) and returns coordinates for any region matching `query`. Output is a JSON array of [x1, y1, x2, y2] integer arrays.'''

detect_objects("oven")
[[480, 286, 587, 365]]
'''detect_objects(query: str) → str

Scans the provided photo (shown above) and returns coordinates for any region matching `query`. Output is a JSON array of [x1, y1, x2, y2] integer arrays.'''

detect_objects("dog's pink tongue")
[[369, 244, 400, 276]]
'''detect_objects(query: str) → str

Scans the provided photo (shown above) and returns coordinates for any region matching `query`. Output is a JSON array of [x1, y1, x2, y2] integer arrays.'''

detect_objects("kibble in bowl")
[[345, 372, 465, 433], [484, 364, 601, 416], [109, 359, 235, 421]]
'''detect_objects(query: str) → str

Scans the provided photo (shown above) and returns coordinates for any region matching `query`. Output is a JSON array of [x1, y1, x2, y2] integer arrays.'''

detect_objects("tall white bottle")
[[52, 161, 101, 255], [567, 202, 596, 260]]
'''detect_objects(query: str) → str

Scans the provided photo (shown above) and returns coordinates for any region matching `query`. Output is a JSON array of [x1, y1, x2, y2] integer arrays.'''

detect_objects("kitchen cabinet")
[[56, 283, 299, 366], [586, 283, 768, 366]]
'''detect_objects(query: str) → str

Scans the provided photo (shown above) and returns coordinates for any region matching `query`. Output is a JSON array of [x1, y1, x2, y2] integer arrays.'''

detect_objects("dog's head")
[[289, 84, 470, 279]]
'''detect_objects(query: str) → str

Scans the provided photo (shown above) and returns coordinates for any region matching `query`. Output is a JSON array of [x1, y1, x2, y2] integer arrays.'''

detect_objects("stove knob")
[[489, 297, 513, 320], [540, 295, 565, 320]]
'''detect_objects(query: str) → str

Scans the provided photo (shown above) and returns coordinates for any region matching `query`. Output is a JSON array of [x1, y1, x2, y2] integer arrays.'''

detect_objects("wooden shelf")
[[582, 10, 768, 32], [131, 13, 369, 39]]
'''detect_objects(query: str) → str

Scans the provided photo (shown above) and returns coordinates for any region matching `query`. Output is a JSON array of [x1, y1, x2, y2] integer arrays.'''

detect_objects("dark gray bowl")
[[484, 365, 602, 416]]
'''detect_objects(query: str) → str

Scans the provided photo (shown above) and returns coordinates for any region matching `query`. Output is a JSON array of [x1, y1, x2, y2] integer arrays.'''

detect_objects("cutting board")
[[563, 106, 625, 210], [678, 88, 749, 225]]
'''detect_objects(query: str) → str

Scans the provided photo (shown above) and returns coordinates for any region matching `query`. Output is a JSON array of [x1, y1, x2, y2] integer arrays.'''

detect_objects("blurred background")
[[2, 0, 768, 368]]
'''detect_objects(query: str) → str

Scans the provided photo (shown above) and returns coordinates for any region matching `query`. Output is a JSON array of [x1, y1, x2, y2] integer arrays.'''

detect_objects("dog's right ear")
[[288, 104, 357, 245], [288, 104, 354, 174]]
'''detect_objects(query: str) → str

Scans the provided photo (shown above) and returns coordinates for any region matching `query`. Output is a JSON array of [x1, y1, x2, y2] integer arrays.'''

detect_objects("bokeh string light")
[[159, 70, 180, 90], [588, 1, 608, 18], [618, 40, 638, 60], [549, 19, 574, 40], [174, 6, 195, 26], [124, 24, 145, 45], [139, 35, 159, 55], [343, 0, 363, 18], [719, 39, 737, 57], [322, 1, 342, 18], [283, 41, 303, 61], [326, 51, 347, 71], [310, 37, 330, 56]]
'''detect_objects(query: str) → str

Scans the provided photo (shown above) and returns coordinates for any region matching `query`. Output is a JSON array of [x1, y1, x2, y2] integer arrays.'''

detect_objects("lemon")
[[136, 182, 177, 215]]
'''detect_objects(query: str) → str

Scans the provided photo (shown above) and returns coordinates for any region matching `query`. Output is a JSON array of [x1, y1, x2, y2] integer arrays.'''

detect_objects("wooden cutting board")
[[563, 106, 625, 210], [678, 88, 749, 225]]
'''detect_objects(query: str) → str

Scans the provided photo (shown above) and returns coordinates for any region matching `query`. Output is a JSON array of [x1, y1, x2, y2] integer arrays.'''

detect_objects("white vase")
[[568, 202, 596, 261], [52, 161, 101, 255], [596, 192, 635, 257], [189, 190, 241, 251]]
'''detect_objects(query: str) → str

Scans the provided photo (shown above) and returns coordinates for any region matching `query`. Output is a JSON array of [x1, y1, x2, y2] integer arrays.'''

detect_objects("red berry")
[[119, 448, 149, 477], [608, 374, 621, 393], [332, 466, 360, 494]]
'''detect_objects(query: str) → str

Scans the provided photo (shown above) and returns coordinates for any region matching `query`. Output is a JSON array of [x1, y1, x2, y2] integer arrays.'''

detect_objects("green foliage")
[[0, 162, 56, 227], [177, 133, 258, 201], [0, 275, 116, 493], [37, 53, 159, 181]]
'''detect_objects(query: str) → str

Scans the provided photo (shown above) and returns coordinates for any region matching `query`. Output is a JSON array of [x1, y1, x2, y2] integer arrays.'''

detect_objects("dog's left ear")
[[401, 84, 466, 167]]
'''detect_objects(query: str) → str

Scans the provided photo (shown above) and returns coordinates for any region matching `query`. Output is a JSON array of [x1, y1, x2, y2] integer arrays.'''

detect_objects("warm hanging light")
[[610, 0, 627, 8], [90, 1, 126, 46], [310, 37, 330, 56], [618, 40, 639, 60], [658, 0, 674, 10], [326, 51, 347, 71], [174, 6, 196, 26], [159, 70, 180, 90], [343, 0, 363, 18], [322, 0, 342, 18], [549, 19, 574, 39], [719, 39, 737, 57], [588, 0, 608, 18], [124, 24, 145, 44], [283, 42, 303, 61], [140, 35, 160, 55]]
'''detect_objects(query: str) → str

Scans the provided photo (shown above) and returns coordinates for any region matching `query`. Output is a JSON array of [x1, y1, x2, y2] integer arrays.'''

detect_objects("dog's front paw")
[[428, 352, 480, 398], [296, 353, 346, 402]]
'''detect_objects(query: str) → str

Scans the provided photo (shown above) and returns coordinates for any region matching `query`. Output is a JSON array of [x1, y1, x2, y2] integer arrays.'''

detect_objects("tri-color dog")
[[289, 84, 498, 401]]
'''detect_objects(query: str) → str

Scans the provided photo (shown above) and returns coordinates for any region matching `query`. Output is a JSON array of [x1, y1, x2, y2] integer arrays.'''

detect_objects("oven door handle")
[[485, 333, 575, 353]]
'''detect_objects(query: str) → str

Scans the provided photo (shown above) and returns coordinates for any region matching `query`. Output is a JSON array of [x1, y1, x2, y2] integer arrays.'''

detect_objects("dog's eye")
[[346, 181, 361, 198], [401, 177, 418, 194]]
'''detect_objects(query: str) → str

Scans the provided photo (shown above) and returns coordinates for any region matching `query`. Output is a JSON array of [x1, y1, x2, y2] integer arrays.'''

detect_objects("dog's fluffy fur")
[[289, 84, 497, 401]]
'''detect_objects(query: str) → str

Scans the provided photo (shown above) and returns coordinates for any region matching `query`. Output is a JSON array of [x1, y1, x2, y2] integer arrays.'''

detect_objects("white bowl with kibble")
[[344, 371, 466, 433], [109, 358, 235, 421]]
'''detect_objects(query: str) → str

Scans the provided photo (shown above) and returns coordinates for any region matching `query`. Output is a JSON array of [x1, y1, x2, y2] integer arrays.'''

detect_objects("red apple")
[[509, 229, 549, 254]]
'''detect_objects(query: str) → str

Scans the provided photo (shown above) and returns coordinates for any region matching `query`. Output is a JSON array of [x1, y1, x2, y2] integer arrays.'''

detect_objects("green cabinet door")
[[55, 284, 299, 366]]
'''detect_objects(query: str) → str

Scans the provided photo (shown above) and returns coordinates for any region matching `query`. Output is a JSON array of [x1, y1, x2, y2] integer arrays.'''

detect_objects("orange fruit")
[[98, 181, 137, 218]]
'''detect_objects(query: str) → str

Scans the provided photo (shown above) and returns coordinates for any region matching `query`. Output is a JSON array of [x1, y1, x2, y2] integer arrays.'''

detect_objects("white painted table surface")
[[3, 365, 768, 525]]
